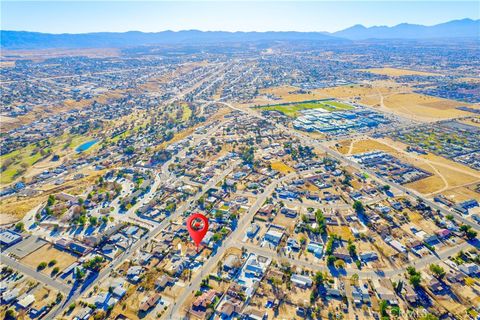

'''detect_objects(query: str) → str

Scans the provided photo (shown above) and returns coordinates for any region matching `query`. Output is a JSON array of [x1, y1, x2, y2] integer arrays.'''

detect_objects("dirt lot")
[[380, 92, 474, 121], [21, 244, 77, 275], [270, 161, 295, 174], [333, 137, 480, 196], [327, 225, 354, 241], [438, 184, 480, 203], [32, 286, 58, 311], [272, 214, 297, 233], [359, 67, 440, 77], [252, 81, 477, 123]]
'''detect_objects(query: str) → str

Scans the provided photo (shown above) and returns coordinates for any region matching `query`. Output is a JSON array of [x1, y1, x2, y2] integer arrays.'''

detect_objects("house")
[[246, 257, 264, 275], [73, 307, 92, 320], [455, 199, 479, 214], [326, 279, 343, 297], [112, 286, 126, 299], [435, 229, 451, 239], [0, 229, 22, 247], [139, 294, 160, 312], [307, 241, 323, 258], [403, 284, 418, 304], [287, 238, 300, 251], [373, 279, 397, 305], [16, 294, 35, 309], [446, 271, 465, 283], [168, 258, 186, 276], [351, 285, 370, 304], [387, 238, 407, 254], [108, 278, 127, 299], [291, 274, 313, 288], [69, 242, 92, 256], [190, 290, 219, 318], [259, 204, 275, 216], [459, 263, 479, 276], [264, 229, 283, 246], [223, 254, 240, 271], [155, 274, 174, 291], [217, 297, 243, 318], [94, 292, 111, 308], [2, 288, 20, 303], [334, 248, 351, 261], [247, 224, 260, 238], [243, 308, 266, 320], [280, 207, 297, 218], [426, 276, 444, 293], [138, 252, 153, 265], [127, 266, 143, 283], [360, 251, 378, 262]]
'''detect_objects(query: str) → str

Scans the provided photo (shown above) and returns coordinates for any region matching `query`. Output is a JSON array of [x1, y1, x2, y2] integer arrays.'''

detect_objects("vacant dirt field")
[[270, 161, 294, 174], [22, 244, 77, 275], [0, 195, 47, 219], [255, 81, 478, 122], [334, 137, 480, 195], [1, 48, 120, 62], [380, 93, 474, 121], [0, 213, 19, 225], [259, 85, 331, 103], [327, 225, 354, 241], [440, 184, 480, 203], [359, 67, 440, 77]]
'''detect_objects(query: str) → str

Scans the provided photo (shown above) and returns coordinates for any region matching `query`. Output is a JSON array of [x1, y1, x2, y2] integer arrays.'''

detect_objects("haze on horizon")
[[1, 1, 479, 34]]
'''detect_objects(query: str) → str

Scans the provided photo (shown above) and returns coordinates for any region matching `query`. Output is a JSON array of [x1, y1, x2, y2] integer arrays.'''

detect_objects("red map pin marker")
[[187, 213, 209, 252]]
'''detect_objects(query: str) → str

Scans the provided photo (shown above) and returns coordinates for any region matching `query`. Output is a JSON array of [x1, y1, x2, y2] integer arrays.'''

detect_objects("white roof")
[[17, 294, 35, 308]]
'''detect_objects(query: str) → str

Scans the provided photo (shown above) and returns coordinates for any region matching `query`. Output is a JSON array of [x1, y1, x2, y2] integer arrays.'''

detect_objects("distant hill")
[[0, 30, 343, 50], [1, 19, 479, 49], [333, 18, 480, 40]]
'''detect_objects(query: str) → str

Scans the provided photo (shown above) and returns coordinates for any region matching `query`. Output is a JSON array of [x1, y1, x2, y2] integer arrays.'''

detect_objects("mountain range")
[[333, 18, 479, 40], [1, 19, 478, 50]]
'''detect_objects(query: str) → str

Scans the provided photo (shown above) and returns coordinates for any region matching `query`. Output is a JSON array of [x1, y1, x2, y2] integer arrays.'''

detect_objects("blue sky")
[[1, 1, 479, 33]]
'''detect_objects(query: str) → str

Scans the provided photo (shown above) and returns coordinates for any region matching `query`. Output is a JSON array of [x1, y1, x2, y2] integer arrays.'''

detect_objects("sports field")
[[256, 99, 354, 117]]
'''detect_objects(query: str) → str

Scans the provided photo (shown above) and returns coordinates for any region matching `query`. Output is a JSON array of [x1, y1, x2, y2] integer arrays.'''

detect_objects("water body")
[[75, 139, 98, 152]]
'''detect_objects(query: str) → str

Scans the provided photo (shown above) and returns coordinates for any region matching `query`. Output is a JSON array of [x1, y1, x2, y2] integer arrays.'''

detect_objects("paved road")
[[47, 105, 230, 319], [219, 101, 479, 232], [241, 240, 476, 279], [28, 95, 477, 319], [168, 161, 478, 317], [0, 254, 71, 294], [47, 159, 239, 319], [168, 171, 300, 316], [167, 101, 480, 317]]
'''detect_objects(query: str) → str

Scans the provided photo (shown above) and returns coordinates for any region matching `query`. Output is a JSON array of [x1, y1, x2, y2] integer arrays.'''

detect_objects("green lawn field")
[[257, 99, 354, 117]]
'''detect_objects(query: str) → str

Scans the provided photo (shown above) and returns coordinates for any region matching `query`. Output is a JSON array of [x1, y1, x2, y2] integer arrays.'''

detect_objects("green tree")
[[314, 272, 324, 285], [89, 216, 98, 226], [429, 264, 445, 279], [419, 314, 439, 320], [37, 262, 47, 270], [391, 305, 400, 316], [409, 274, 421, 287], [347, 240, 356, 256], [379, 299, 388, 317], [353, 201, 365, 215], [5, 309, 16, 320], [47, 194, 56, 206], [52, 266, 60, 275], [15, 222, 25, 232], [407, 266, 422, 287], [327, 255, 336, 265]]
